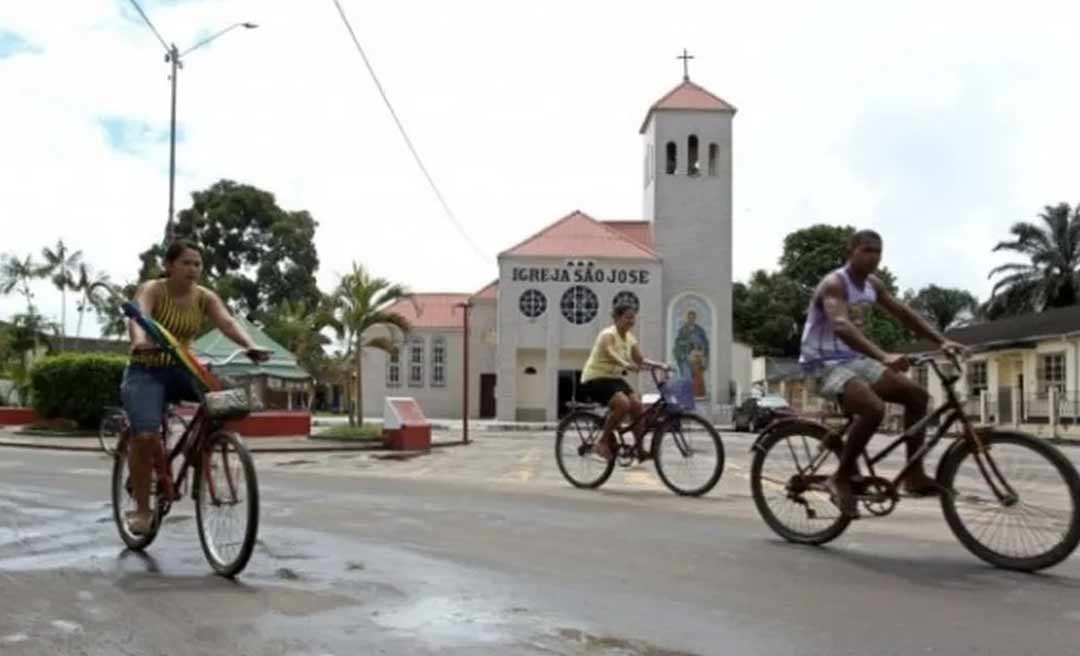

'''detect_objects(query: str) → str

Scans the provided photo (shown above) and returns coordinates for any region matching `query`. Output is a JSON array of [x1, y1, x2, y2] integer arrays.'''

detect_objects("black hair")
[[164, 240, 203, 264], [847, 229, 882, 253], [612, 302, 636, 319]]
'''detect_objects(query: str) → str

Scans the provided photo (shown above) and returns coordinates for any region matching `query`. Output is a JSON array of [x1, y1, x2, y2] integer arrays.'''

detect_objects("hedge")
[[30, 353, 127, 428]]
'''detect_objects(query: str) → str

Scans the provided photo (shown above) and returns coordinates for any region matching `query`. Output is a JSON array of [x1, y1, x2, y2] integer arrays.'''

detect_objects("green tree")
[[41, 239, 83, 350], [259, 297, 338, 384], [910, 284, 979, 332], [73, 263, 111, 339], [330, 264, 411, 426], [733, 270, 805, 357], [985, 202, 1080, 318], [1, 253, 50, 314], [778, 224, 858, 291], [137, 179, 322, 316]]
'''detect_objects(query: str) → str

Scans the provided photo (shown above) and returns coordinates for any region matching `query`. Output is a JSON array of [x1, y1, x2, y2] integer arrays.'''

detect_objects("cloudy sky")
[[2, 0, 1078, 338]]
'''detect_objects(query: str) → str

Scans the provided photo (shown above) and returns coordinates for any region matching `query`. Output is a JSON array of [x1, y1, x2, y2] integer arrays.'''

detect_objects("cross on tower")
[[677, 48, 694, 81]]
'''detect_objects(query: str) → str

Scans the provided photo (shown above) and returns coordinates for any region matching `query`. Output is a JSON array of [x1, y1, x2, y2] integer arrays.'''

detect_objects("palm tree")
[[40, 240, 83, 350], [910, 285, 979, 332], [330, 263, 412, 426], [73, 263, 111, 339], [986, 203, 1080, 318], [0, 253, 50, 314]]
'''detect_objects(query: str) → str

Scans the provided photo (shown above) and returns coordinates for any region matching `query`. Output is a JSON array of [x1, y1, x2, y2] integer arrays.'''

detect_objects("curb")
[[0, 439, 469, 454]]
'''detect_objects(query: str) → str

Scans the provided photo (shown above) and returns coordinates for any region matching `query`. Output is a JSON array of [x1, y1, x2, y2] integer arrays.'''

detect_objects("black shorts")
[[580, 377, 633, 406]]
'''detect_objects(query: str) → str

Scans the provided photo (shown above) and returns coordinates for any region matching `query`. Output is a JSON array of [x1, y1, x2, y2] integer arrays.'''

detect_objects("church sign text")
[[511, 267, 651, 285]]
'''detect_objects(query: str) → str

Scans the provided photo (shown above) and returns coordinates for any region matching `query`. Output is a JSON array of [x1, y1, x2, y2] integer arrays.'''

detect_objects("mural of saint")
[[671, 297, 711, 399]]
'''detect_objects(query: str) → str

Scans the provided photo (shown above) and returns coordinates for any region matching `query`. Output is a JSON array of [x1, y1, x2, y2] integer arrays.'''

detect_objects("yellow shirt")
[[581, 326, 637, 383]]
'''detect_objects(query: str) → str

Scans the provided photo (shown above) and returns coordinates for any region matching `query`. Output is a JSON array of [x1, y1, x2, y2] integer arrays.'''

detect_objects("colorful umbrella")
[[122, 301, 221, 392]]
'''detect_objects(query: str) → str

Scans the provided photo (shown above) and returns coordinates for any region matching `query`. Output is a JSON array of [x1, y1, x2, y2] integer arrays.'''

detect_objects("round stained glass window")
[[612, 291, 640, 313], [561, 286, 599, 325], [519, 289, 546, 319]]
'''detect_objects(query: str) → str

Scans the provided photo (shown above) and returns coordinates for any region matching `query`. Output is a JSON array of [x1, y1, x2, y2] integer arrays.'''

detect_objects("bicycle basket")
[[204, 387, 260, 420], [664, 377, 696, 412]]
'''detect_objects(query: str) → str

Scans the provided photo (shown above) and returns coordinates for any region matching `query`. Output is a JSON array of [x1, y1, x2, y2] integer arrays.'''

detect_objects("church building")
[[361, 73, 745, 421]]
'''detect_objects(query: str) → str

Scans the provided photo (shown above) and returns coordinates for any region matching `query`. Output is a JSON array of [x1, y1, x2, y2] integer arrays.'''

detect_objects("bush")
[[31, 353, 127, 428]]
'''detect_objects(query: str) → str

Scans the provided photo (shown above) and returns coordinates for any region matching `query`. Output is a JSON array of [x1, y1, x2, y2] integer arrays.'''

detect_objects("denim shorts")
[[120, 364, 199, 434], [818, 358, 887, 398]]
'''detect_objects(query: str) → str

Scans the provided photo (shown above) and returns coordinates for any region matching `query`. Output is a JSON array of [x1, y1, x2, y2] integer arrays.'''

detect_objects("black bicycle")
[[749, 351, 1080, 571], [555, 365, 725, 496]]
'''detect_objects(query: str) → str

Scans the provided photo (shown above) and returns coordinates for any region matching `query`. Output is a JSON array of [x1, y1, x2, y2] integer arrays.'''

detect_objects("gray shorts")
[[818, 358, 887, 398]]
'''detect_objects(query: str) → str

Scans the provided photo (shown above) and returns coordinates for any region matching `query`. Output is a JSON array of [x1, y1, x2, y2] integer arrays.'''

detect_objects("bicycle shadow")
[[114, 549, 258, 593], [761, 538, 1080, 591]]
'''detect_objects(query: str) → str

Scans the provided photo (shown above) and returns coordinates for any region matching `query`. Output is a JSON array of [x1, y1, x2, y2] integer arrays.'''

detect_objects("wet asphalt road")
[[2, 434, 1080, 655]]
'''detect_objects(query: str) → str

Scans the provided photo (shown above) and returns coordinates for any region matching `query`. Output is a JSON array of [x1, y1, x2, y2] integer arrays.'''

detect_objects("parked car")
[[733, 395, 795, 432]]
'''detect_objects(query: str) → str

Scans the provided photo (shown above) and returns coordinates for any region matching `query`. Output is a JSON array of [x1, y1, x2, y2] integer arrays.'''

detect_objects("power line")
[[330, 0, 490, 262], [126, 0, 171, 54]]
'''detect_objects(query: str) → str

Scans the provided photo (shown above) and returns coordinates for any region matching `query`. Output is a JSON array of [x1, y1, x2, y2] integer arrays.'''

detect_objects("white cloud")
[[1, 0, 1078, 338]]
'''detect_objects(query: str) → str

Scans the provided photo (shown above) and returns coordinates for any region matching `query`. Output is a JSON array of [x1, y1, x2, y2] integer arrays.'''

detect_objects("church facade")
[[361, 76, 743, 421]]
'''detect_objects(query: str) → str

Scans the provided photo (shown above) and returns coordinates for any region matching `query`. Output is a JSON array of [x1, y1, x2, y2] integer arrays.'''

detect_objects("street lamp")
[[163, 21, 258, 242]]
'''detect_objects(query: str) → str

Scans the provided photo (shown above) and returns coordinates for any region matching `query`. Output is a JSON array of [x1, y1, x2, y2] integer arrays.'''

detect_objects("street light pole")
[[166, 43, 180, 243], [155, 22, 257, 243]]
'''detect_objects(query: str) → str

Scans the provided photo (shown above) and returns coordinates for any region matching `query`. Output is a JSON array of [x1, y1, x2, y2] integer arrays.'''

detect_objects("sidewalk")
[[0, 427, 467, 454]]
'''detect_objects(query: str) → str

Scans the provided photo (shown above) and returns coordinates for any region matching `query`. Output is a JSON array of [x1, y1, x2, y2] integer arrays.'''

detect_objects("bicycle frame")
[[799, 352, 1018, 504]]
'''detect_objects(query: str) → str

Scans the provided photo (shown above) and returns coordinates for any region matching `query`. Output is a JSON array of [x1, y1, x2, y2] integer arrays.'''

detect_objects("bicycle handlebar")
[[209, 348, 273, 367]]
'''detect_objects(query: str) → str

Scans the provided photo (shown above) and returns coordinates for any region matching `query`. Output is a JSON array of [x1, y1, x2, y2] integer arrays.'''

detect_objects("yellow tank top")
[[131, 282, 207, 368], [582, 326, 637, 383]]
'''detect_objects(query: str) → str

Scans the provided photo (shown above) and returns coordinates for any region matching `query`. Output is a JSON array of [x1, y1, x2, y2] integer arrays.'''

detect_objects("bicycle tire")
[[653, 412, 724, 497], [98, 408, 126, 456], [750, 421, 852, 545], [195, 430, 260, 578], [938, 430, 1080, 571], [110, 435, 162, 551], [554, 410, 616, 489]]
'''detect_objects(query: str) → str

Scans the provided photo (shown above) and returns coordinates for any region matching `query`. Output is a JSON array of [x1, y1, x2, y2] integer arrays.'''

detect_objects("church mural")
[[670, 295, 711, 399]]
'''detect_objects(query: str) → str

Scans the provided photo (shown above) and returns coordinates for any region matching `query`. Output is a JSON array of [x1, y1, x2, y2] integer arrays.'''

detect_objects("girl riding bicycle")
[[121, 241, 267, 535], [580, 302, 667, 461]]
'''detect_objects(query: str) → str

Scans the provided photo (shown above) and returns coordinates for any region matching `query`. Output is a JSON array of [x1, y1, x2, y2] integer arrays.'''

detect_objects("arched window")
[[665, 142, 677, 175], [408, 337, 424, 387], [386, 347, 400, 387], [708, 143, 718, 176], [688, 135, 700, 177]]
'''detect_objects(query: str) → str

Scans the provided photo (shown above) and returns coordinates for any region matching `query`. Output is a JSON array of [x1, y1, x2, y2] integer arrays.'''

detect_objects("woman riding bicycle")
[[580, 302, 667, 461], [121, 241, 268, 535]]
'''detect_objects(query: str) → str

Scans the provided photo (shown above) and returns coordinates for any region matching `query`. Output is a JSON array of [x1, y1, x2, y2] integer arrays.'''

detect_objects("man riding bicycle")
[[580, 302, 667, 461], [799, 230, 963, 517]]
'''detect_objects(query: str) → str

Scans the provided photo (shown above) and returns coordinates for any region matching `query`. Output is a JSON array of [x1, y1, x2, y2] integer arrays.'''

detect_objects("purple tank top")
[[799, 266, 877, 371]]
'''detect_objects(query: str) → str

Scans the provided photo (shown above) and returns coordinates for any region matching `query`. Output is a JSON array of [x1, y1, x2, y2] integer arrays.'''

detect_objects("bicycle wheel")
[[554, 411, 616, 489], [195, 430, 259, 578], [98, 408, 127, 456], [750, 421, 852, 545], [653, 412, 724, 497], [938, 430, 1080, 571], [110, 435, 162, 551]]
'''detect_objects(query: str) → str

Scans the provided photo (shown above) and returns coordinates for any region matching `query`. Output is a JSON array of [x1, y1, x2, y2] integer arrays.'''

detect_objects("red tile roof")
[[499, 211, 660, 260], [471, 279, 498, 301], [385, 293, 470, 329], [603, 221, 653, 250], [639, 79, 736, 133]]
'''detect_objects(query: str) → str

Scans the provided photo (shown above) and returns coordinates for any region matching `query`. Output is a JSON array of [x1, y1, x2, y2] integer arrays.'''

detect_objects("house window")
[[913, 364, 928, 390], [1037, 353, 1066, 398], [687, 135, 700, 176], [966, 361, 988, 395], [665, 142, 677, 174], [708, 143, 718, 176], [431, 337, 446, 387], [408, 337, 424, 387], [560, 285, 599, 325], [386, 347, 401, 387], [519, 289, 546, 319]]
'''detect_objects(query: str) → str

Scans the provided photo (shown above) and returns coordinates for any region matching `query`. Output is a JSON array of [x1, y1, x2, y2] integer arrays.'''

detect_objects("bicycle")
[[92, 282, 269, 578], [749, 350, 1080, 572], [555, 365, 725, 496], [98, 404, 190, 457]]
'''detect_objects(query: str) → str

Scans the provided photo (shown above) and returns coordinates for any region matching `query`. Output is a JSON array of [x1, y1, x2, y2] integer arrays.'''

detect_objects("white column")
[[979, 390, 989, 425], [1050, 387, 1060, 438]]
